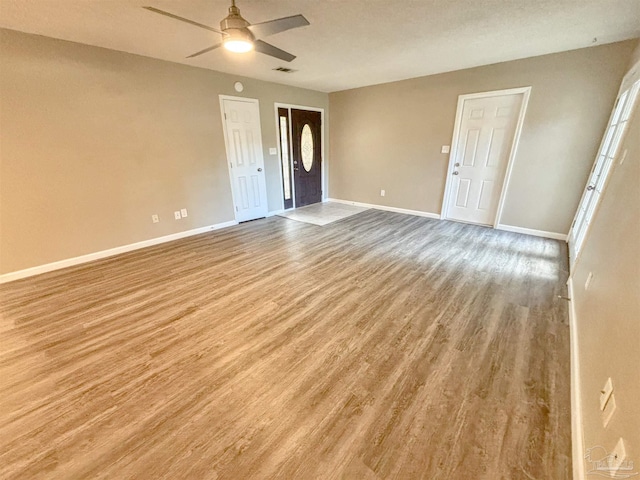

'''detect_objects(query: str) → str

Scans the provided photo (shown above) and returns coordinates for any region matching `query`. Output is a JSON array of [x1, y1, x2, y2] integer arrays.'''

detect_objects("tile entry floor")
[[277, 201, 369, 226]]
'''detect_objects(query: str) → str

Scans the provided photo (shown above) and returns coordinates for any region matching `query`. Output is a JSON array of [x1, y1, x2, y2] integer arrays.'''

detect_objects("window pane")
[[607, 121, 626, 160], [621, 80, 640, 121], [279, 116, 291, 200], [301, 124, 314, 172], [611, 89, 628, 124], [573, 205, 588, 237], [600, 125, 616, 157], [589, 155, 607, 182], [595, 156, 614, 192], [584, 190, 600, 227]]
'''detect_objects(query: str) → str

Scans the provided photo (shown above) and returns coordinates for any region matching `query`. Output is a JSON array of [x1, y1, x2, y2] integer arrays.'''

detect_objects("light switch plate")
[[174, 211, 181, 220], [600, 377, 613, 411], [180, 208, 188, 218], [269, 147, 277, 155], [441, 145, 450, 154], [151, 214, 159, 224], [602, 393, 616, 427]]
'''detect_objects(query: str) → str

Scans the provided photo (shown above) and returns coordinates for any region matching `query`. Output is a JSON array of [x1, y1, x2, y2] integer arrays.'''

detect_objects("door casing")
[[274, 103, 326, 211], [441, 87, 531, 228]]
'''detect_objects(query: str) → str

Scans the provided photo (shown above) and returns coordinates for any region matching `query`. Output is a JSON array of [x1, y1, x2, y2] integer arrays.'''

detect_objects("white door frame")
[[440, 86, 532, 227], [219, 95, 268, 222], [273, 103, 326, 211]]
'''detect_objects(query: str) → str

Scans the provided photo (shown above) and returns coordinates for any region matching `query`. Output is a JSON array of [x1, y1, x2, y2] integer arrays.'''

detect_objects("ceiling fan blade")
[[143, 6, 224, 35], [247, 14, 309, 39], [186, 44, 222, 58], [254, 40, 296, 62]]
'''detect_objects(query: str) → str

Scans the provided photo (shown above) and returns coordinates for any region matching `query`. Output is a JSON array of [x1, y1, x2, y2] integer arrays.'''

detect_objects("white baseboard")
[[327, 198, 441, 220], [568, 277, 585, 480], [326, 199, 567, 242], [0, 220, 238, 284], [496, 224, 567, 241]]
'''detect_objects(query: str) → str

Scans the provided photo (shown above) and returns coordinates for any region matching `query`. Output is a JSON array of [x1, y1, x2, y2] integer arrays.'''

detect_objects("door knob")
[[586, 185, 595, 191], [257, 168, 263, 172], [454, 163, 460, 167], [452, 171, 459, 175]]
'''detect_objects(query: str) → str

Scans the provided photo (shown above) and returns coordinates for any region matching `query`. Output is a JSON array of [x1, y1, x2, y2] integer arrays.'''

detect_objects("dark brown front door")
[[291, 109, 322, 207]]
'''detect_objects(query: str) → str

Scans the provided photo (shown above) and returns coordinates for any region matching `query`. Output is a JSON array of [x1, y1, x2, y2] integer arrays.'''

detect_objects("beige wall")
[[0, 29, 328, 274], [572, 43, 640, 475], [329, 41, 635, 234]]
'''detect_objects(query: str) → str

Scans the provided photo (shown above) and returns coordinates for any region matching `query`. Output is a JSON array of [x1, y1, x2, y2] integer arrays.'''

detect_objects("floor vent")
[[273, 67, 297, 73]]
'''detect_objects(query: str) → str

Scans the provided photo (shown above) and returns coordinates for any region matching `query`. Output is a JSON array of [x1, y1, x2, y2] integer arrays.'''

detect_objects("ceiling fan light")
[[224, 38, 254, 53], [223, 26, 254, 53]]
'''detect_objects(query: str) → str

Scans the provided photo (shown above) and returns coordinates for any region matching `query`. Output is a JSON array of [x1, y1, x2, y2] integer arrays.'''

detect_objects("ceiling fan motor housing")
[[220, 4, 255, 42]]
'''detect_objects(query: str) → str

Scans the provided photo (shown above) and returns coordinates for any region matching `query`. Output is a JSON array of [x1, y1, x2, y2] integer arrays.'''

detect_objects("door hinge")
[[224, 113, 227, 119], [235, 206, 238, 212], [230, 162, 233, 168]]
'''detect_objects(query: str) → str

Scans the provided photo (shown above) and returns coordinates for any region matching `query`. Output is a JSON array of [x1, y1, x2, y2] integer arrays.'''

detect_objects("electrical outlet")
[[585, 272, 594, 290], [180, 208, 188, 218], [441, 145, 450, 154], [151, 214, 159, 224], [174, 211, 181, 220], [609, 438, 627, 473], [380, 189, 386, 197], [269, 147, 277, 155]]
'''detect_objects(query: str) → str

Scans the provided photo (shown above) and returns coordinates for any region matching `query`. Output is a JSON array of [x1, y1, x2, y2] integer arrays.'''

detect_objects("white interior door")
[[568, 79, 640, 264], [445, 92, 524, 225], [222, 98, 268, 222]]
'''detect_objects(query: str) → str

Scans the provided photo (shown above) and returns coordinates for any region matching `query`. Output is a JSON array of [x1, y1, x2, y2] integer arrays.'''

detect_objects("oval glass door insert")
[[301, 124, 314, 172]]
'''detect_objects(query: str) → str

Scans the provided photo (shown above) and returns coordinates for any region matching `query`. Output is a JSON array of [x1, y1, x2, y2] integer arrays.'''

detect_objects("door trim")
[[273, 103, 326, 210], [440, 86, 532, 227], [219, 95, 267, 222]]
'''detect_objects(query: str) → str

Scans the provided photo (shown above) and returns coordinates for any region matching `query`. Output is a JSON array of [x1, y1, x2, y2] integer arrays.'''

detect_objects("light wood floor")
[[0, 211, 571, 479]]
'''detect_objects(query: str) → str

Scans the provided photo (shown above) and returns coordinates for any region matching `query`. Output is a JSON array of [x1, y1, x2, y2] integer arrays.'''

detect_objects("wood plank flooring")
[[0, 211, 572, 479]]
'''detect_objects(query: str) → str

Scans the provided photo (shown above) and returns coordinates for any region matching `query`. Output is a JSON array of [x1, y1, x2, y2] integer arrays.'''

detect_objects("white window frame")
[[568, 62, 640, 269]]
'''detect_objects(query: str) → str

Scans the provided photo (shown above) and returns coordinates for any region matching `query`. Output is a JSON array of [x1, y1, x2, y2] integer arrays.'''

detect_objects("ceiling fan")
[[143, 1, 310, 62]]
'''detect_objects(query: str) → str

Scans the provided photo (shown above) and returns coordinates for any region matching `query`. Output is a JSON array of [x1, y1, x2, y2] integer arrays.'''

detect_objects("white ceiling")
[[1, 0, 639, 92]]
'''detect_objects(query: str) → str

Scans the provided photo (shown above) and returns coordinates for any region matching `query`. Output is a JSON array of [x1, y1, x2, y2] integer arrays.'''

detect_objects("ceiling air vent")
[[273, 67, 297, 73]]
